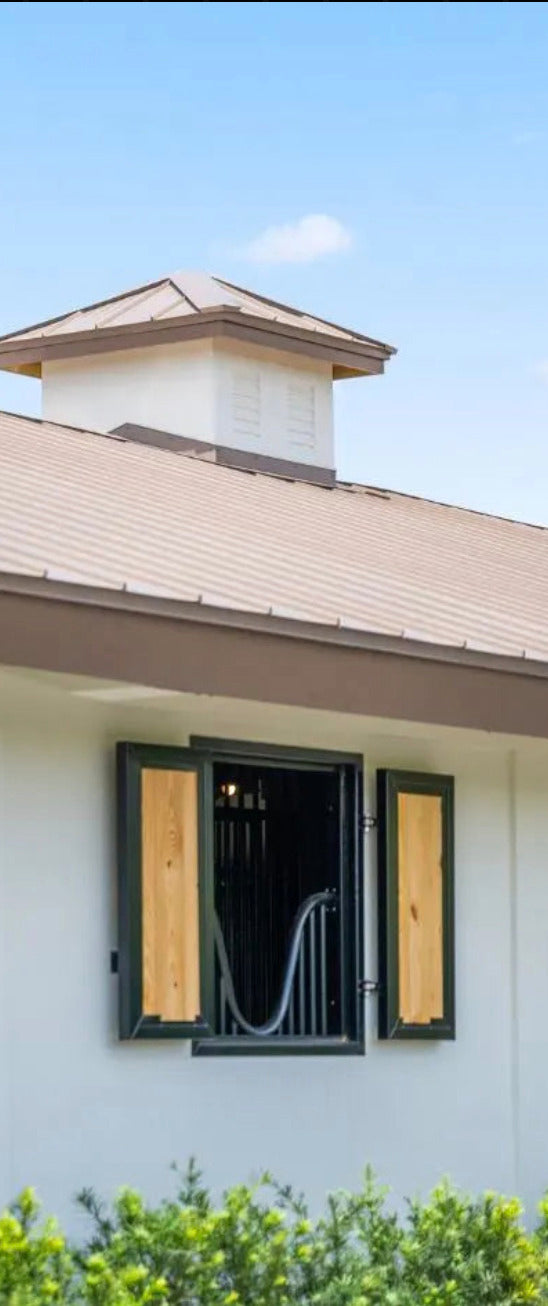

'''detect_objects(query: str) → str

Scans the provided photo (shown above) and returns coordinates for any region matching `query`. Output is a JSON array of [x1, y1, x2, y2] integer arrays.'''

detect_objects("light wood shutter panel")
[[377, 769, 454, 1040], [141, 768, 200, 1023], [397, 792, 443, 1024]]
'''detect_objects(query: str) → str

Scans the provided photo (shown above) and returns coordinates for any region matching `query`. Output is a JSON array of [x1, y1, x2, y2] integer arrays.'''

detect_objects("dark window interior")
[[213, 761, 342, 1037]]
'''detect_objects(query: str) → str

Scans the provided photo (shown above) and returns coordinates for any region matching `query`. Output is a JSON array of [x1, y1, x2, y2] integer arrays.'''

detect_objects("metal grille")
[[213, 763, 341, 1038]]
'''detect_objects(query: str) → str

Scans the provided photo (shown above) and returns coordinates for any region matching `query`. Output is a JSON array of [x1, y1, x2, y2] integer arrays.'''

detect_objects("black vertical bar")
[[320, 903, 327, 1035], [299, 933, 306, 1034], [309, 913, 317, 1035], [219, 975, 226, 1035]]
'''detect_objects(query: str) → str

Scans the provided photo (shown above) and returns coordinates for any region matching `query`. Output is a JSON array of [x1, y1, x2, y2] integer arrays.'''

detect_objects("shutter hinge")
[[358, 978, 380, 996], [360, 813, 378, 833]]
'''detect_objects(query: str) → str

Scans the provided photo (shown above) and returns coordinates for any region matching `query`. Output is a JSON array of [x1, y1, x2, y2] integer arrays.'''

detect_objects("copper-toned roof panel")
[[0, 271, 394, 361], [0, 410, 547, 663]]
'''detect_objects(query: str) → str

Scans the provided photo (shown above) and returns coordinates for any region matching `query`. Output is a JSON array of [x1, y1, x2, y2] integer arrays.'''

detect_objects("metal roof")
[[0, 272, 395, 380], [1, 408, 548, 665]]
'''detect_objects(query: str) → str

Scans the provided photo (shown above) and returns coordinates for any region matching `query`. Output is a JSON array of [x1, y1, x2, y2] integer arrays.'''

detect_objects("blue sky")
[[1, 1, 548, 522]]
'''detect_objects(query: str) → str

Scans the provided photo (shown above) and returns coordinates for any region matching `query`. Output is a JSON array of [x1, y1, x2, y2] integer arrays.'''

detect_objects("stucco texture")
[[0, 670, 543, 1225]]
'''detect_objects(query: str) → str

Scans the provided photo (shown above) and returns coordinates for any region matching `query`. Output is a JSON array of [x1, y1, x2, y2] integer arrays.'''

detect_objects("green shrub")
[[1, 1164, 548, 1305], [0, 1188, 73, 1306]]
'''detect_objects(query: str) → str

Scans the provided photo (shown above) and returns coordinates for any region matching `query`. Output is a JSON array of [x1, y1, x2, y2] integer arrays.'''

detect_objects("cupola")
[[0, 270, 395, 485]]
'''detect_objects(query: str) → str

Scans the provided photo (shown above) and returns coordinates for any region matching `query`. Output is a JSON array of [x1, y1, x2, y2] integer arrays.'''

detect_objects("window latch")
[[360, 814, 378, 833], [358, 978, 380, 996]]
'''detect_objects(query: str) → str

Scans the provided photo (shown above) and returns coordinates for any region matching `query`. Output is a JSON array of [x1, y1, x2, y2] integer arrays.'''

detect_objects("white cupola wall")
[[0, 270, 395, 483], [41, 337, 335, 473]]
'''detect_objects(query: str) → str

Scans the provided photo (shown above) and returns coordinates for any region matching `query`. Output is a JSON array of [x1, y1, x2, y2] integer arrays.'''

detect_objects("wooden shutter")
[[377, 771, 455, 1039], [117, 742, 211, 1040]]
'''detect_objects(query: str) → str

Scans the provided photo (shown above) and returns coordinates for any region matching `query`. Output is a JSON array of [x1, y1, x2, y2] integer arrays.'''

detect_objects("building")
[[0, 270, 546, 1220]]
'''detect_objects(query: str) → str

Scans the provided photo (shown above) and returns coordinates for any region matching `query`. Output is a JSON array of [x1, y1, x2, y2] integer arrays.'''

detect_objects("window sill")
[[192, 1035, 365, 1057]]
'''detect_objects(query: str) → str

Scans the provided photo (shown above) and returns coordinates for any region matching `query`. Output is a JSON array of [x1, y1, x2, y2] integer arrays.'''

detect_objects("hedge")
[[3, 1162, 548, 1304]]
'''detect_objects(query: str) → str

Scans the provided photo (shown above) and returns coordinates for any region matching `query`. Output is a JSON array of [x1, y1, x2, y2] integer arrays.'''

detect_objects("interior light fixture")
[[219, 782, 238, 798]]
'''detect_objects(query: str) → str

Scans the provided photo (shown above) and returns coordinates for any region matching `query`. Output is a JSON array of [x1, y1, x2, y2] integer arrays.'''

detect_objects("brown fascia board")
[[0, 309, 393, 378], [2, 574, 548, 740]]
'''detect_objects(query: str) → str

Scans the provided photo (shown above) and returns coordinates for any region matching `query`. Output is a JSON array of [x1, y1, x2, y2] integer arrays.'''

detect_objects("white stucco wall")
[[0, 669, 545, 1224], [42, 342, 217, 443], [42, 341, 334, 469]]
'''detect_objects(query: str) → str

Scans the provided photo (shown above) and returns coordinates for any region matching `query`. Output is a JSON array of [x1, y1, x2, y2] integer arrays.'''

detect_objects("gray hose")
[[214, 890, 336, 1036]]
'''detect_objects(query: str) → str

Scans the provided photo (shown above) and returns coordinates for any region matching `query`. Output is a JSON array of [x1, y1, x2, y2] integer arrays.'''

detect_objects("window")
[[117, 739, 363, 1054], [376, 770, 455, 1040]]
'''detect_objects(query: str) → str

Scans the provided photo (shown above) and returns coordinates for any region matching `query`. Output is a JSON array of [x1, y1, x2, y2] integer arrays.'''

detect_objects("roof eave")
[[0, 570, 547, 681], [0, 309, 395, 378], [1, 573, 548, 741]]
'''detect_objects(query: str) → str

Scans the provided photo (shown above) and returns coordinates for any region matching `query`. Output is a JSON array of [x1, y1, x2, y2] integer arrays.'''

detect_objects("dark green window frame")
[[117, 742, 212, 1040], [117, 738, 364, 1056], [377, 769, 455, 1041]]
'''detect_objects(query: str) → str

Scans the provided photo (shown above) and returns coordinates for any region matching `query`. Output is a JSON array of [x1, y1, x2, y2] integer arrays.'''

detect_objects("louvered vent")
[[287, 381, 316, 448], [231, 367, 261, 440]]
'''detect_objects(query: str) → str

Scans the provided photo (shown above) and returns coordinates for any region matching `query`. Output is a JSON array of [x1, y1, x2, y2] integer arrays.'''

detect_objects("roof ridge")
[[348, 480, 548, 534], [168, 270, 240, 312], [0, 406, 546, 534]]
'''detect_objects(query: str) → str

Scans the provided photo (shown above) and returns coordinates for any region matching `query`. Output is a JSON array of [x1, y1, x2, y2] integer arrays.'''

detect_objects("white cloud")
[[240, 214, 352, 265], [533, 360, 548, 382]]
